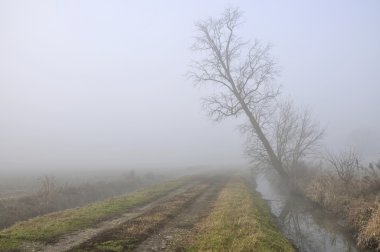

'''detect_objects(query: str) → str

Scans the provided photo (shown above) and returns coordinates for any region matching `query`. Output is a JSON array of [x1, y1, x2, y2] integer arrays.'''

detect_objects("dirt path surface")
[[135, 179, 224, 251], [35, 182, 199, 252], [65, 174, 228, 252], [17, 174, 229, 252]]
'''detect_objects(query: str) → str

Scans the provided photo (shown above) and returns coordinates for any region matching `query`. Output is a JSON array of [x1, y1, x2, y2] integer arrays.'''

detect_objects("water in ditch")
[[255, 174, 371, 252]]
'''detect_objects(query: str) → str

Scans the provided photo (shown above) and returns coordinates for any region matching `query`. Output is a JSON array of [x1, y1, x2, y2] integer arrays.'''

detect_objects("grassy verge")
[[189, 177, 294, 252], [0, 178, 186, 251]]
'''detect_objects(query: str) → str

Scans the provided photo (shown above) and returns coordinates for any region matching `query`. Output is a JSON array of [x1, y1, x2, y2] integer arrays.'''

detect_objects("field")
[[0, 172, 293, 252]]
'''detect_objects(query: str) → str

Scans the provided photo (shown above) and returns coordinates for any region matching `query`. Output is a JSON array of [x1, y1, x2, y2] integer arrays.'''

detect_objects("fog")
[[1, 0, 379, 174]]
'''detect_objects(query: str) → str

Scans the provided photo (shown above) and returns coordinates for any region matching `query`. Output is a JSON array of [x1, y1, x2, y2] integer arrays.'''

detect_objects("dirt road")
[[136, 177, 225, 251], [37, 182, 197, 252], [68, 174, 227, 251], [18, 174, 227, 252]]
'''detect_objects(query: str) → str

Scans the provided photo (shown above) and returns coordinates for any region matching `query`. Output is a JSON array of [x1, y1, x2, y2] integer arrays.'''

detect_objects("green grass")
[[0, 179, 186, 251], [189, 177, 294, 252], [95, 240, 125, 252]]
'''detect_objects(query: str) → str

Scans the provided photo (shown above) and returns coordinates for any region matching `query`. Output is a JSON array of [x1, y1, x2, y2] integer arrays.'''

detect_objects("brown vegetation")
[[0, 172, 160, 230], [304, 157, 380, 250]]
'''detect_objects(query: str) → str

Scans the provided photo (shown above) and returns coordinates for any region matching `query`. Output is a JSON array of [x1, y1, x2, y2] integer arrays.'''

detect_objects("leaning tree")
[[188, 8, 288, 178]]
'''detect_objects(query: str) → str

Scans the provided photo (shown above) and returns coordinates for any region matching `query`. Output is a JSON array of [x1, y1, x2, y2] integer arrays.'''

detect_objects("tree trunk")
[[238, 96, 288, 179]]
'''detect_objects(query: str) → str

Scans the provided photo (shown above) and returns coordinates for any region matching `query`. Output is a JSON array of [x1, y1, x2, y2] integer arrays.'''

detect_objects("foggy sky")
[[1, 0, 379, 171]]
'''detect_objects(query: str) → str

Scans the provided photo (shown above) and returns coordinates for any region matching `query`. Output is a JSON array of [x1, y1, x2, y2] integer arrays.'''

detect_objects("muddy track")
[[69, 175, 228, 251], [18, 175, 228, 252], [22, 181, 199, 252], [135, 178, 225, 251]]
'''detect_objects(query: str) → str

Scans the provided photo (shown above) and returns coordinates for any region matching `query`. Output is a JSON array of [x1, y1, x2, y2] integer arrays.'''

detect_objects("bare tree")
[[37, 175, 58, 212], [274, 101, 324, 173], [188, 8, 287, 178], [326, 150, 360, 185], [245, 100, 324, 178]]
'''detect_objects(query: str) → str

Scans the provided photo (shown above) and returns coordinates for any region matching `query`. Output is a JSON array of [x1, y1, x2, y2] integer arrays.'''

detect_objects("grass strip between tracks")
[[189, 177, 295, 252]]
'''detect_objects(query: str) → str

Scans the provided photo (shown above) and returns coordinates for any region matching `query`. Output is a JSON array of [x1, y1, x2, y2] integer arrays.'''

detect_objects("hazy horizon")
[[1, 0, 379, 172]]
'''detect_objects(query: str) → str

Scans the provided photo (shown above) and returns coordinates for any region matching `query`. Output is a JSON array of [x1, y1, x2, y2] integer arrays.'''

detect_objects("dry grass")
[[346, 198, 375, 232], [305, 168, 380, 251], [358, 202, 380, 251], [189, 177, 294, 252], [305, 171, 348, 213]]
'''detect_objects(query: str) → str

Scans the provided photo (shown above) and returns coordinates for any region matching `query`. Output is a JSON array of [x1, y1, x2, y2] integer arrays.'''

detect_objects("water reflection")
[[255, 175, 364, 252]]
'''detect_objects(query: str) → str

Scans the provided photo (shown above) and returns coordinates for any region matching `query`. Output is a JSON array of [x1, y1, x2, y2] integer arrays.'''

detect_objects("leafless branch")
[[326, 150, 360, 185]]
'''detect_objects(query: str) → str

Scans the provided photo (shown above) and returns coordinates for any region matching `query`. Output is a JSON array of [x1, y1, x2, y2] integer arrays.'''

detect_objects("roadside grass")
[[305, 170, 380, 250], [189, 177, 294, 252], [0, 178, 186, 251], [70, 184, 209, 252]]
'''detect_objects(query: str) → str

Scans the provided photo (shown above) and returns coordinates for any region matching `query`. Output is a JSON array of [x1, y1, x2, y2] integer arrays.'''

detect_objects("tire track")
[[135, 176, 226, 251], [21, 181, 199, 252]]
